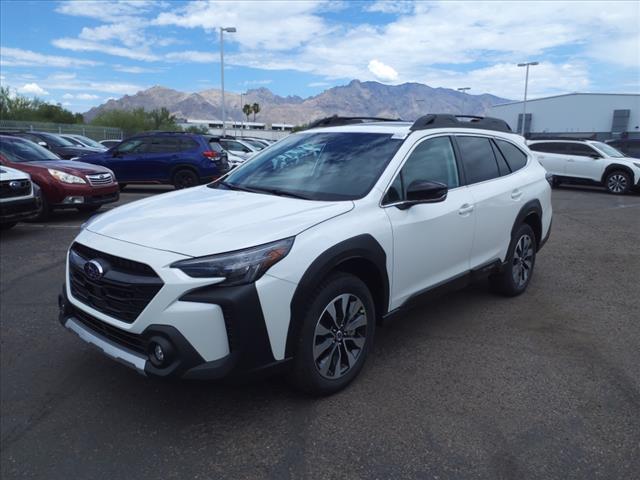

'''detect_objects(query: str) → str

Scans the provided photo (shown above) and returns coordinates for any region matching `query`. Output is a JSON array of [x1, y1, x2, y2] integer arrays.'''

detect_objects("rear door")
[[529, 142, 570, 175], [455, 135, 523, 268], [383, 135, 475, 306]]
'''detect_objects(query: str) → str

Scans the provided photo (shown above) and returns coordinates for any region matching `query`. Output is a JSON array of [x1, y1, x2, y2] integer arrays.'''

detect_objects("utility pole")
[[219, 26, 236, 136], [517, 62, 538, 135]]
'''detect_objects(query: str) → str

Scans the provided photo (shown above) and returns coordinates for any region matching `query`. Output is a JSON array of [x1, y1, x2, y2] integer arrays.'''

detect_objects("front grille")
[[69, 243, 163, 323], [0, 179, 31, 199], [86, 172, 114, 186], [72, 305, 147, 355]]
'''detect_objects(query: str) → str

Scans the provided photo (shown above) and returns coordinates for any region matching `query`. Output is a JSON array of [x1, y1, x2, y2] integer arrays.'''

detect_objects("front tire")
[[490, 224, 537, 296], [290, 273, 375, 396], [605, 170, 631, 195]]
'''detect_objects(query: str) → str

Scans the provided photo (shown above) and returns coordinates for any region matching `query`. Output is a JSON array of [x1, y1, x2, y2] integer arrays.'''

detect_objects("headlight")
[[48, 169, 86, 184], [171, 237, 295, 285]]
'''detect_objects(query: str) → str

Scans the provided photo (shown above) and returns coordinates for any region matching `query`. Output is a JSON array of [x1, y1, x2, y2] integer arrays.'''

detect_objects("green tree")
[[183, 124, 209, 134], [149, 107, 177, 130], [0, 86, 83, 124], [89, 107, 179, 135], [251, 102, 260, 122], [242, 103, 252, 122]]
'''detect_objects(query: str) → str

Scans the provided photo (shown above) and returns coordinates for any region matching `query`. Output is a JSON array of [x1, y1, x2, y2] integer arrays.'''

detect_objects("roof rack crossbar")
[[410, 114, 512, 133], [307, 115, 402, 129]]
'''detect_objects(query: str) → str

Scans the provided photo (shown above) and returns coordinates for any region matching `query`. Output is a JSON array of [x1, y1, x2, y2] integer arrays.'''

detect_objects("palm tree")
[[242, 104, 252, 122], [251, 103, 260, 122]]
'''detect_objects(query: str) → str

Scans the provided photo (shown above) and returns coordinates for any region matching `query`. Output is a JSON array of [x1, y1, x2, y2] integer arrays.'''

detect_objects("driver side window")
[[383, 136, 459, 204], [116, 138, 147, 154]]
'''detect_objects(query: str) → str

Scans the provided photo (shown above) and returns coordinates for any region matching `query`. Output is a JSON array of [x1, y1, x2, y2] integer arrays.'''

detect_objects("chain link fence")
[[0, 120, 123, 141]]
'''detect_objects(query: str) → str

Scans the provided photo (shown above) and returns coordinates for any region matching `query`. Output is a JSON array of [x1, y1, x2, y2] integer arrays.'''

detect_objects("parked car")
[[0, 165, 41, 229], [60, 134, 108, 151], [240, 137, 269, 150], [100, 139, 122, 149], [605, 138, 640, 158], [78, 132, 230, 189], [218, 137, 259, 160], [58, 114, 552, 395], [528, 138, 640, 194], [0, 135, 119, 219], [1, 131, 101, 159]]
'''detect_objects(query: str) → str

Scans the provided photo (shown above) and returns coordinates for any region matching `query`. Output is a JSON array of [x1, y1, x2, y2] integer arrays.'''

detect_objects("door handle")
[[511, 189, 523, 200], [458, 204, 474, 216]]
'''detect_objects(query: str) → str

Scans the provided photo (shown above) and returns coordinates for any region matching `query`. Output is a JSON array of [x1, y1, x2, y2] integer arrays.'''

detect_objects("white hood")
[[87, 186, 353, 257]]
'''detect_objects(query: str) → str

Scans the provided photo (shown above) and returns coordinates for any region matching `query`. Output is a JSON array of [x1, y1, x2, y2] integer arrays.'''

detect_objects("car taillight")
[[203, 150, 219, 159]]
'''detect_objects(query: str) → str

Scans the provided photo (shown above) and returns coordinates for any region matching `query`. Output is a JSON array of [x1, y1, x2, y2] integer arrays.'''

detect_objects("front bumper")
[[59, 231, 293, 379], [0, 197, 40, 223], [53, 190, 119, 208]]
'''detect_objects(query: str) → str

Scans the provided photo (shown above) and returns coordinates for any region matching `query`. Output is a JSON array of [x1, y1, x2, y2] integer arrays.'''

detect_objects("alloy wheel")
[[313, 294, 367, 379], [607, 174, 627, 193], [512, 234, 534, 288]]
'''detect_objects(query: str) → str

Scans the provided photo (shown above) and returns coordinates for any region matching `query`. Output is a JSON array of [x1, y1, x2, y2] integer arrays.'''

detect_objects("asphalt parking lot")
[[1, 185, 639, 479]]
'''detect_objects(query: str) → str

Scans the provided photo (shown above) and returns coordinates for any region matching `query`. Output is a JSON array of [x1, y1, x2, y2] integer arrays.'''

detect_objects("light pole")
[[457, 87, 470, 115], [517, 61, 538, 136], [220, 26, 236, 136]]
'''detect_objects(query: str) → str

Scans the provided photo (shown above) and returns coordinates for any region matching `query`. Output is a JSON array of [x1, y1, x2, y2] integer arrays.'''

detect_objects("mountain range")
[[84, 80, 510, 126]]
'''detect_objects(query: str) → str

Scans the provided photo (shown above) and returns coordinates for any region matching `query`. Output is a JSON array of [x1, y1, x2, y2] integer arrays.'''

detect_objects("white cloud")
[[18, 83, 49, 96], [52, 37, 159, 62], [365, 1, 414, 14], [61, 92, 101, 100], [55, 0, 158, 22], [165, 51, 217, 63], [368, 59, 398, 82], [0, 47, 99, 68], [242, 79, 273, 86], [308, 81, 331, 88], [62, 93, 74, 99], [114, 65, 161, 74]]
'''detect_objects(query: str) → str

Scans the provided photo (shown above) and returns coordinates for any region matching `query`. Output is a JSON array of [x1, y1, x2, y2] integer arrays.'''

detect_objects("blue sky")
[[1, 0, 638, 113]]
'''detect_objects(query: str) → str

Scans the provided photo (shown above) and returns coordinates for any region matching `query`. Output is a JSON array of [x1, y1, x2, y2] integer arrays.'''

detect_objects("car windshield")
[[212, 132, 403, 201], [243, 139, 266, 150], [62, 136, 84, 146], [39, 132, 74, 147], [0, 137, 61, 162], [592, 142, 625, 158]]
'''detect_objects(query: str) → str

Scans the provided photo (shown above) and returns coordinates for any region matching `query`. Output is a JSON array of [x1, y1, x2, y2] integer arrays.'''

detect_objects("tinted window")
[[221, 140, 251, 153], [495, 139, 528, 171], [456, 136, 500, 184], [0, 137, 60, 162], [490, 141, 512, 176], [179, 138, 199, 151], [567, 143, 598, 157], [529, 142, 568, 154], [117, 138, 148, 153], [146, 137, 181, 153], [218, 132, 402, 201], [383, 136, 459, 204], [38, 132, 74, 147]]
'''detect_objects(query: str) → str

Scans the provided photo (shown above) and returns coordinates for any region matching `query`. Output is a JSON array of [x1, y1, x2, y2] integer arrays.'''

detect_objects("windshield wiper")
[[212, 181, 311, 199]]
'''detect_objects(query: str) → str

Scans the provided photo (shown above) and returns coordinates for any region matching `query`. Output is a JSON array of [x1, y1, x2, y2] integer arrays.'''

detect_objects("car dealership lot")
[[1, 186, 639, 479]]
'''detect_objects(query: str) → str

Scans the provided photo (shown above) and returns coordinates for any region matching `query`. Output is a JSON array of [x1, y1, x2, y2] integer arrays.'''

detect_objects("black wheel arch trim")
[[286, 233, 389, 358], [511, 199, 544, 251], [601, 164, 635, 184]]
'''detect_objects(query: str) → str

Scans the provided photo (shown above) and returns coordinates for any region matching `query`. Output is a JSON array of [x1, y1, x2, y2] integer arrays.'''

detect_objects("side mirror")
[[398, 180, 448, 209], [38, 141, 49, 149]]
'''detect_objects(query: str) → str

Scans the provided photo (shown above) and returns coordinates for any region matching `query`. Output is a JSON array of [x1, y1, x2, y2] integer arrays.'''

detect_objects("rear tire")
[[290, 273, 375, 396], [489, 224, 537, 297], [604, 170, 631, 195], [172, 169, 199, 189]]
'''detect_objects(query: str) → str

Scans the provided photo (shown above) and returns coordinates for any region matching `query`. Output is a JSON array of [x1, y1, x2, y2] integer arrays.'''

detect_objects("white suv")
[[59, 115, 553, 395], [528, 139, 640, 194]]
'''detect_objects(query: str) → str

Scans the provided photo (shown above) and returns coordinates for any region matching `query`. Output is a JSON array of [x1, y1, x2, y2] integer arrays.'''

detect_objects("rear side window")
[[495, 139, 528, 172], [456, 136, 500, 184], [529, 142, 568, 154], [179, 138, 199, 151]]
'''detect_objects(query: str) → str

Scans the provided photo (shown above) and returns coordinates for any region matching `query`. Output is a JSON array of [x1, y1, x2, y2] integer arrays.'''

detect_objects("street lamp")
[[517, 61, 538, 135], [457, 87, 470, 114], [220, 26, 236, 136]]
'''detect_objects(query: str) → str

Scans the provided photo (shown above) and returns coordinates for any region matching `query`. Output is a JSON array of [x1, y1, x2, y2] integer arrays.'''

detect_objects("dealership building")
[[488, 93, 640, 140]]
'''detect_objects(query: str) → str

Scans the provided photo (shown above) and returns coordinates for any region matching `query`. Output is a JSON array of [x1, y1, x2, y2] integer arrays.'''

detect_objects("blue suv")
[[77, 132, 230, 189]]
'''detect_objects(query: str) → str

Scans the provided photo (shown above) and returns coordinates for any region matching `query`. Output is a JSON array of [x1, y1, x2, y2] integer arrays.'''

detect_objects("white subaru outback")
[[59, 115, 553, 395]]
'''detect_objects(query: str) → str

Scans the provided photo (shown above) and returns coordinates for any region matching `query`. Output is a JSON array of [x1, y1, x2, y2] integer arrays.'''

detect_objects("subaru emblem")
[[84, 259, 104, 281]]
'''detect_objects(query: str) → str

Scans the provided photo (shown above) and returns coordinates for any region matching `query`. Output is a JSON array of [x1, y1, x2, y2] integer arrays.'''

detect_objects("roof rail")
[[307, 115, 402, 129], [410, 114, 512, 133], [528, 135, 595, 141]]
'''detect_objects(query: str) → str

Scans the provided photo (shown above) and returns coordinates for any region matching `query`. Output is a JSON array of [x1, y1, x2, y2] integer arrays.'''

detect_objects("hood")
[[13, 160, 113, 177], [87, 186, 353, 257], [55, 146, 102, 157]]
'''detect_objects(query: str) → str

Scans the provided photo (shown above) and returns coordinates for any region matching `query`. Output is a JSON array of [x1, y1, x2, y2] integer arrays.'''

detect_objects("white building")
[[488, 93, 640, 140]]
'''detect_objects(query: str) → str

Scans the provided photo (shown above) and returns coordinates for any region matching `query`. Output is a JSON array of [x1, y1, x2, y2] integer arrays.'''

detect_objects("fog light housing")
[[62, 196, 85, 204], [148, 337, 174, 367]]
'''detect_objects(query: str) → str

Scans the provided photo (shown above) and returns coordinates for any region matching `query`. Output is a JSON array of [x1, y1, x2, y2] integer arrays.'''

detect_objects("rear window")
[[456, 136, 500, 184], [495, 139, 528, 172]]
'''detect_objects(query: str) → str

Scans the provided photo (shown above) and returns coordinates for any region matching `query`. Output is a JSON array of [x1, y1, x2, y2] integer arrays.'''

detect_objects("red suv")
[[0, 135, 119, 219]]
